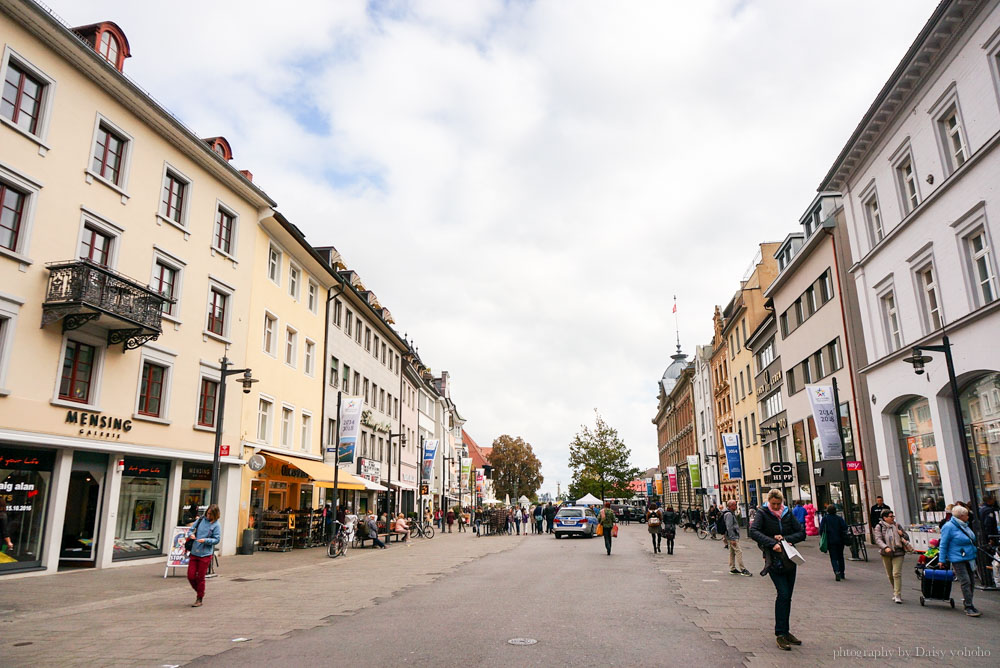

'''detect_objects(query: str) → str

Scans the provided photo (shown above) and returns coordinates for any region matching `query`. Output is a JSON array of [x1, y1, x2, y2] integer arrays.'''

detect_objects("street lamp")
[[211, 355, 257, 506]]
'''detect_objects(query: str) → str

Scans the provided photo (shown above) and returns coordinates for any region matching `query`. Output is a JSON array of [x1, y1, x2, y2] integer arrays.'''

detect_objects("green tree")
[[568, 411, 641, 501], [488, 435, 544, 500]]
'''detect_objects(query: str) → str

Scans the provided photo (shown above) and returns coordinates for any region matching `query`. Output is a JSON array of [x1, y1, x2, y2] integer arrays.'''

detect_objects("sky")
[[53, 0, 939, 496]]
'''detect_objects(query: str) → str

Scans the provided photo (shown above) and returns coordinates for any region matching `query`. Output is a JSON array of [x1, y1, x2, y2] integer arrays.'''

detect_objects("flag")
[[672, 303, 677, 313]]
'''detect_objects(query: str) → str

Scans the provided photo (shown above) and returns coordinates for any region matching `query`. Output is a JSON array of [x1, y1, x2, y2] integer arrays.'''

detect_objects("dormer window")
[[202, 137, 233, 161], [98, 31, 119, 67], [72, 22, 131, 73]]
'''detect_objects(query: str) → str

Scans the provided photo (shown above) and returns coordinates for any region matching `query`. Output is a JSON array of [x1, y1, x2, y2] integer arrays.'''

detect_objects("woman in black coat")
[[819, 504, 848, 581], [661, 506, 679, 555], [749, 489, 806, 652]]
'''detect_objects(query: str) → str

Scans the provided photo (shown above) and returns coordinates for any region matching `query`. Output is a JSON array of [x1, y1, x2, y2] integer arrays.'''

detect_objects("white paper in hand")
[[781, 539, 805, 566]]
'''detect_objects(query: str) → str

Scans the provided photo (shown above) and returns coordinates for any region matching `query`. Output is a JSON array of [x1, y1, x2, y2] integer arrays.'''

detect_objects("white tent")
[[518, 495, 530, 507], [575, 493, 603, 505]]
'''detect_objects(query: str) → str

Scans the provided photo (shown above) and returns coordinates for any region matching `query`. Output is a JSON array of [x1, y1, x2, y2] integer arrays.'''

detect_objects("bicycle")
[[410, 519, 435, 539], [697, 520, 724, 541], [327, 521, 353, 559]]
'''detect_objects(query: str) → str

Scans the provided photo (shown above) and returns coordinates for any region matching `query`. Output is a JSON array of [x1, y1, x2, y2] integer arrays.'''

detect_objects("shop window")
[[178, 462, 212, 525], [0, 447, 54, 572], [896, 398, 944, 524], [960, 373, 1000, 509], [113, 457, 169, 560]]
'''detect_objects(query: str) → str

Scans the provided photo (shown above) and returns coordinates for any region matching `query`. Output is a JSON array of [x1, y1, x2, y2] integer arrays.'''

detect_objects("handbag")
[[596, 523, 603, 536], [819, 526, 828, 553], [185, 518, 201, 553], [612, 525, 619, 538]]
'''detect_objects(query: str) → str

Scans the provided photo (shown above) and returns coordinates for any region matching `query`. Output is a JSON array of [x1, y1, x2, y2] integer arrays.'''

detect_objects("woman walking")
[[646, 502, 663, 553], [598, 500, 617, 555], [873, 508, 911, 603], [749, 489, 805, 652], [939, 504, 981, 616], [186, 504, 221, 608], [819, 504, 848, 581], [661, 505, 679, 555], [513, 507, 521, 535]]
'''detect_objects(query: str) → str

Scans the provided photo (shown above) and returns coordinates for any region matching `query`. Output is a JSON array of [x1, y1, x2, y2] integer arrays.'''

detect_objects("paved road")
[[196, 527, 746, 667]]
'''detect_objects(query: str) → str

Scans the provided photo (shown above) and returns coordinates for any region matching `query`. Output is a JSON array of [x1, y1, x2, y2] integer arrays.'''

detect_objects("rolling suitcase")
[[919, 568, 955, 608]]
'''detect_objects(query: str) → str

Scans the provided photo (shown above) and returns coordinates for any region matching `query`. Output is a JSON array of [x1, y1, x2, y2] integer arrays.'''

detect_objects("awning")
[[265, 453, 366, 491], [388, 480, 417, 491], [359, 477, 388, 492]]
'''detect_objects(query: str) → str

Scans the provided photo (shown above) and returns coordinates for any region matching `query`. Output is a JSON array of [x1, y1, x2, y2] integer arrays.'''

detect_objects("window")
[[756, 339, 774, 373], [329, 356, 339, 387], [91, 122, 127, 187], [281, 407, 293, 447], [355, 321, 362, 345], [373, 334, 380, 358], [1, 60, 44, 135], [152, 260, 178, 317], [326, 418, 337, 447], [939, 106, 968, 173], [746, 364, 752, 395], [395, 354, 400, 375], [0, 181, 26, 252], [365, 326, 371, 352], [381, 342, 387, 365], [864, 191, 883, 244], [896, 156, 919, 214], [160, 169, 188, 225], [263, 313, 277, 355], [882, 291, 902, 351], [284, 327, 297, 366], [288, 265, 300, 299], [213, 206, 235, 255], [363, 378, 370, 404], [257, 398, 273, 442], [342, 363, 350, 393], [345, 310, 353, 336], [206, 288, 228, 337], [80, 224, 113, 267], [917, 265, 943, 331], [821, 270, 834, 304], [967, 230, 997, 307], [380, 389, 386, 413], [98, 31, 120, 67], [137, 361, 166, 417], [308, 281, 318, 313], [793, 300, 804, 326], [60, 339, 99, 403], [304, 339, 315, 375], [353, 371, 360, 395], [333, 300, 342, 327], [812, 350, 826, 379], [197, 378, 218, 428], [268, 246, 281, 283], [805, 286, 817, 316], [301, 413, 312, 452]]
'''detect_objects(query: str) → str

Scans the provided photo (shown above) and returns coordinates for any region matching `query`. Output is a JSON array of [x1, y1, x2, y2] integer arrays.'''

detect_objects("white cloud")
[[54, 0, 939, 494]]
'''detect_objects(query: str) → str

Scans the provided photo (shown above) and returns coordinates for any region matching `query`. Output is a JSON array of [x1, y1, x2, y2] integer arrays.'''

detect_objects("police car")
[[553, 506, 597, 538]]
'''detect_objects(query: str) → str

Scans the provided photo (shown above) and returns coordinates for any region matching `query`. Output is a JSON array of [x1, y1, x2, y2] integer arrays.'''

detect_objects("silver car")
[[553, 506, 597, 538]]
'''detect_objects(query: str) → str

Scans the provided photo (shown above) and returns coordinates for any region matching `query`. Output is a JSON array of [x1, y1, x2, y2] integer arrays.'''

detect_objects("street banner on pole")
[[687, 455, 702, 487], [422, 439, 439, 481], [806, 385, 843, 460], [722, 433, 742, 480], [646, 478, 654, 497], [475, 469, 484, 492], [338, 397, 363, 464], [666, 467, 678, 493], [461, 457, 471, 480], [654, 472, 663, 495]]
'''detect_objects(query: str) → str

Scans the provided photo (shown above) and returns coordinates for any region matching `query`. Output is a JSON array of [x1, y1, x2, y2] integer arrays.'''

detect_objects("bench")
[[355, 532, 406, 547]]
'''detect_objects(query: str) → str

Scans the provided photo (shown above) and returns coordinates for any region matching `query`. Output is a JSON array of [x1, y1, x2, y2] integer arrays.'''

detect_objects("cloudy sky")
[[56, 0, 938, 495]]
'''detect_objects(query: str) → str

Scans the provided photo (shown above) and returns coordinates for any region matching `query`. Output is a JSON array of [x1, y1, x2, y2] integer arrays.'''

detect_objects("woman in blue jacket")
[[187, 504, 221, 608], [939, 504, 980, 617]]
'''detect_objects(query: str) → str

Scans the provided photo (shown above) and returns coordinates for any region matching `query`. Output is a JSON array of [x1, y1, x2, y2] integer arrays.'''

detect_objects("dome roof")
[[660, 351, 688, 396]]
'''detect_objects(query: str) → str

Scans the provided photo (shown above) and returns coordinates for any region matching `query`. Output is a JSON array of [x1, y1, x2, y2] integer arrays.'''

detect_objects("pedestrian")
[[367, 514, 387, 549], [749, 489, 805, 651], [646, 502, 663, 553], [791, 501, 806, 527], [434, 508, 443, 530], [514, 507, 521, 535], [533, 504, 543, 534], [979, 495, 999, 548], [621, 505, 630, 526], [869, 495, 890, 544], [723, 499, 752, 576], [522, 507, 529, 533], [186, 503, 221, 608], [598, 500, 617, 555], [393, 513, 410, 545], [661, 505, 678, 555], [545, 502, 556, 534], [446, 507, 455, 533], [707, 504, 719, 530], [873, 508, 911, 604], [939, 504, 981, 616], [819, 504, 848, 581], [0, 509, 13, 553]]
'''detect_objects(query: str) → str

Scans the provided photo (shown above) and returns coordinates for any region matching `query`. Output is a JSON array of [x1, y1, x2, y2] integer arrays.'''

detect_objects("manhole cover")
[[508, 638, 537, 646]]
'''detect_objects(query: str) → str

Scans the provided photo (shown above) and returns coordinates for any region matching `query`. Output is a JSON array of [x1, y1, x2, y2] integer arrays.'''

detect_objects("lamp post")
[[903, 334, 995, 589], [210, 355, 258, 506]]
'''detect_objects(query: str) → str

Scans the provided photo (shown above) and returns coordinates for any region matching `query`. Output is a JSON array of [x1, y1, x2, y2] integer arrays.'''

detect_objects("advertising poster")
[[422, 439, 439, 482], [722, 433, 742, 480], [475, 469, 484, 493], [461, 457, 471, 480], [666, 466, 678, 493], [165, 526, 191, 569], [687, 455, 702, 488], [654, 472, 663, 495], [338, 397, 363, 463], [806, 385, 843, 460]]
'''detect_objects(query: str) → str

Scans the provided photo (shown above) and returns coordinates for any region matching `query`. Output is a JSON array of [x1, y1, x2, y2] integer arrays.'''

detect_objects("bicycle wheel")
[[857, 537, 868, 562], [697, 529, 708, 540], [424, 524, 435, 539], [410, 524, 419, 539], [328, 540, 340, 558], [710, 530, 723, 541]]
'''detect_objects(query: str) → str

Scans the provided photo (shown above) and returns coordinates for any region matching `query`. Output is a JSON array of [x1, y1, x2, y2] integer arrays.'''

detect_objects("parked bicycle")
[[697, 519, 724, 541], [410, 519, 436, 539], [327, 520, 353, 558]]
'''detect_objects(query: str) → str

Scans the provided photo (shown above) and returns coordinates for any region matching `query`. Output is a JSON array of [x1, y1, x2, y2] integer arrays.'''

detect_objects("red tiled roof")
[[464, 430, 491, 468]]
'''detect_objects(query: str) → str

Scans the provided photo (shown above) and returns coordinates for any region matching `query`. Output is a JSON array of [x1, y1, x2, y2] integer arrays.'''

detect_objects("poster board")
[[164, 525, 190, 576]]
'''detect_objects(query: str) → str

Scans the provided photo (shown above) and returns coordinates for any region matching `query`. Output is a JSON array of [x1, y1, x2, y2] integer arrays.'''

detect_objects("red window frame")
[[207, 289, 227, 336], [161, 172, 186, 223], [1, 62, 43, 134], [153, 262, 176, 315], [92, 124, 125, 185], [59, 340, 96, 403], [98, 31, 120, 68], [80, 225, 112, 267], [0, 182, 26, 252], [137, 361, 165, 417], [197, 378, 219, 427], [214, 208, 234, 254]]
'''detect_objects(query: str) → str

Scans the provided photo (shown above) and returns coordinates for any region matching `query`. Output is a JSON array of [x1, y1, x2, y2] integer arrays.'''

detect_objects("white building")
[[692, 344, 719, 509], [820, 0, 1000, 524]]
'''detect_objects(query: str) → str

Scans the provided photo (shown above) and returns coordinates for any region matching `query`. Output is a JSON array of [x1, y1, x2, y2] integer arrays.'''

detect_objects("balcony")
[[41, 260, 173, 351]]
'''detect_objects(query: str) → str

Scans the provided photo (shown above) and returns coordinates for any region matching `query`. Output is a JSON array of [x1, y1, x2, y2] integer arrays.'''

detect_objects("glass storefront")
[[792, 420, 807, 464], [178, 461, 212, 525], [960, 372, 1000, 504], [0, 447, 54, 572], [896, 398, 945, 523], [113, 456, 169, 560], [60, 451, 107, 562]]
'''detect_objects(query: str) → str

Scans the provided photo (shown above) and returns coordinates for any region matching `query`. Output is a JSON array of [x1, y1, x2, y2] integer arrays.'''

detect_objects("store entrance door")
[[59, 451, 108, 566]]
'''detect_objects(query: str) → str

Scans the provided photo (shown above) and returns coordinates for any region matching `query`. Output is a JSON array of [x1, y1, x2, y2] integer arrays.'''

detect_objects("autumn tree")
[[488, 435, 544, 500], [568, 412, 640, 501]]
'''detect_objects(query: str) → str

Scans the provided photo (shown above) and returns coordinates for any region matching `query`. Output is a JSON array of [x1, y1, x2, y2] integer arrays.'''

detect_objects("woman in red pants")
[[187, 504, 221, 607]]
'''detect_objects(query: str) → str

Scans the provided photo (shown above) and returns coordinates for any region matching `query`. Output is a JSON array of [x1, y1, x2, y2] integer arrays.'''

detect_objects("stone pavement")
[[0, 529, 521, 667], [632, 526, 999, 667]]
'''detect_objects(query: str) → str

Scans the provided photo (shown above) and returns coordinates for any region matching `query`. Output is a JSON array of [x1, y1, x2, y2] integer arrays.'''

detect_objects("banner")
[[722, 433, 742, 480], [654, 472, 663, 495], [646, 478, 654, 497], [666, 466, 678, 493], [475, 468, 484, 493], [687, 455, 702, 488], [337, 397, 363, 464], [461, 457, 471, 481], [422, 439, 439, 482], [806, 385, 843, 460]]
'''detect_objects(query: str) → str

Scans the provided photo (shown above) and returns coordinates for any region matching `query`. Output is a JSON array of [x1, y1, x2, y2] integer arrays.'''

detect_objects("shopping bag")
[[781, 539, 805, 565], [596, 524, 603, 536], [819, 529, 828, 554], [612, 525, 619, 538]]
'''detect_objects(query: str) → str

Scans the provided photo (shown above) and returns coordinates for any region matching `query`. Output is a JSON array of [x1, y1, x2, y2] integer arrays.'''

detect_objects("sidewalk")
[[0, 530, 521, 667], [633, 528, 999, 667]]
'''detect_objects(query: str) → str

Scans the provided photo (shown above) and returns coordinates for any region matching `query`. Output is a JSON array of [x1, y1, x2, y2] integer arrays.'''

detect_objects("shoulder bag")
[[185, 518, 202, 553]]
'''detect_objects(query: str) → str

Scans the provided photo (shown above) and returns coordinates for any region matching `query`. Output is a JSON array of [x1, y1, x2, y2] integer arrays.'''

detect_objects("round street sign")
[[247, 454, 266, 471]]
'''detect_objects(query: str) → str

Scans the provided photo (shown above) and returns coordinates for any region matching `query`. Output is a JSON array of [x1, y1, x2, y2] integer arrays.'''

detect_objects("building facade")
[[692, 344, 719, 510]]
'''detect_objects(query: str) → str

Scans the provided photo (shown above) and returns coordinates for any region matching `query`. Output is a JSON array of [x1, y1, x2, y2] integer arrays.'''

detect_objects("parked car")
[[627, 506, 646, 523], [554, 506, 597, 538]]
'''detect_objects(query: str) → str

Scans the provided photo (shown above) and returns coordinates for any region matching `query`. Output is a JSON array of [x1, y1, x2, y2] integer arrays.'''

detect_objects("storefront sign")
[[401, 468, 418, 485], [337, 397, 363, 463], [182, 462, 212, 481], [361, 409, 392, 434], [722, 434, 742, 480], [280, 465, 309, 479], [422, 440, 438, 482], [806, 385, 843, 460], [358, 457, 381, 481], [846, 460, 863, 471], [122, 457, 169, 478], [687, 455, 702, 487], [769, 462, 794, 483], [65, 410, 132, 440], [666, 466, 678, 493]]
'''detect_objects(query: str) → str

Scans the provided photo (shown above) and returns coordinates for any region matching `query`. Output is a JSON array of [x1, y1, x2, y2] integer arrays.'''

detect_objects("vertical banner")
[[461, 457, 471, 481], [422, 439, 439, 482], [654, 472, 663, 495], [722, 433, 742, 480], [687, 455, 702, 488], [338, 397, 363, 464], [475, 469, 484, 493], [666, 467, 678, 493], [646, 478, 654, 497], [806, 385, 843, 460]]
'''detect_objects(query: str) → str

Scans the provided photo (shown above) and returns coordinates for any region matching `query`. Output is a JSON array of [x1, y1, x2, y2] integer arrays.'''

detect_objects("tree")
[[488, 435, 544, 500], [568, 411, 641, 501]]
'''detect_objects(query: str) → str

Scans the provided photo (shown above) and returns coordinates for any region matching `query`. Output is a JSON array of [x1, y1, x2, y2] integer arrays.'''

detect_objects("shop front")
[[0, 446, 55, 574], [960, 372, 1000, 506]]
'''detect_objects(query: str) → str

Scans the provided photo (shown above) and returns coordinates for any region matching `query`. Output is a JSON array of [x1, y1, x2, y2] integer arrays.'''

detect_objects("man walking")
[[544, 502, 556, 534], [869, 495, 890, 544], [599, 500, 617, 556], [533, 503, 543, 534], [724, 500, 752, 577]]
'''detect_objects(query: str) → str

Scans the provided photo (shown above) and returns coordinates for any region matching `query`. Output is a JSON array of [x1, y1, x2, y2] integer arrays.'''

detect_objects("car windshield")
[[557, 508, 583, 517]]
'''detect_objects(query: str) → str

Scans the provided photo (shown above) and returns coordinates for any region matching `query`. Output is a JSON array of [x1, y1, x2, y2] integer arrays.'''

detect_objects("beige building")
[[0, 3, 275, 575]]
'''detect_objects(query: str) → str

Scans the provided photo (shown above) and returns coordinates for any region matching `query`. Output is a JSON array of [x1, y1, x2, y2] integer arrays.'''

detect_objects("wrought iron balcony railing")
[[41, 260, 173, 350]]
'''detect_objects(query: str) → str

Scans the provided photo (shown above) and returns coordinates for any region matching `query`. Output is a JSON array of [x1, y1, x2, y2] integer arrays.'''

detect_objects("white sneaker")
[[893, 596, 902, 604]]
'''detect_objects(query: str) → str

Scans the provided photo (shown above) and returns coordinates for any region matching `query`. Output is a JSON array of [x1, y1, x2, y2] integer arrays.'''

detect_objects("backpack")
[[716, 510, 729, 536], [648, 510, 661, 527]]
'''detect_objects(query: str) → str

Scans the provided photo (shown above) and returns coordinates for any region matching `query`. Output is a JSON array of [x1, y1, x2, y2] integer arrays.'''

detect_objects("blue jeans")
[[768, 567, 796, 636], [828, 543, 845, 575]]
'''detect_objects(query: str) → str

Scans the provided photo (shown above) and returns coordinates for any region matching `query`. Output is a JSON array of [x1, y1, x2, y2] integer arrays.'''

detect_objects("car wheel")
[[555, 533, 562, 539]]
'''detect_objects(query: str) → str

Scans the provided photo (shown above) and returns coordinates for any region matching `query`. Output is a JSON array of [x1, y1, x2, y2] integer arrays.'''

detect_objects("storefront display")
[[60, 451, 107, 562], [0, 447, 54, 572], [178, 461, 212, 525], [960, 372, 1000, 503], [113, 456, 169, 560], [896, 398, 944, 524]]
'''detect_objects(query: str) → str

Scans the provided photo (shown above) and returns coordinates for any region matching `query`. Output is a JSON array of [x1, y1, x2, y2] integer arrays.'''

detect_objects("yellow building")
[[0, 3, 276, 575]]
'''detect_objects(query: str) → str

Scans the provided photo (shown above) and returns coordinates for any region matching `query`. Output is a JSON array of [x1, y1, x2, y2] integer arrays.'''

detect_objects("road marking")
[[702, 579, 720, 582], [508, 638, 538, 646], [659, 569, 681, 573]]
